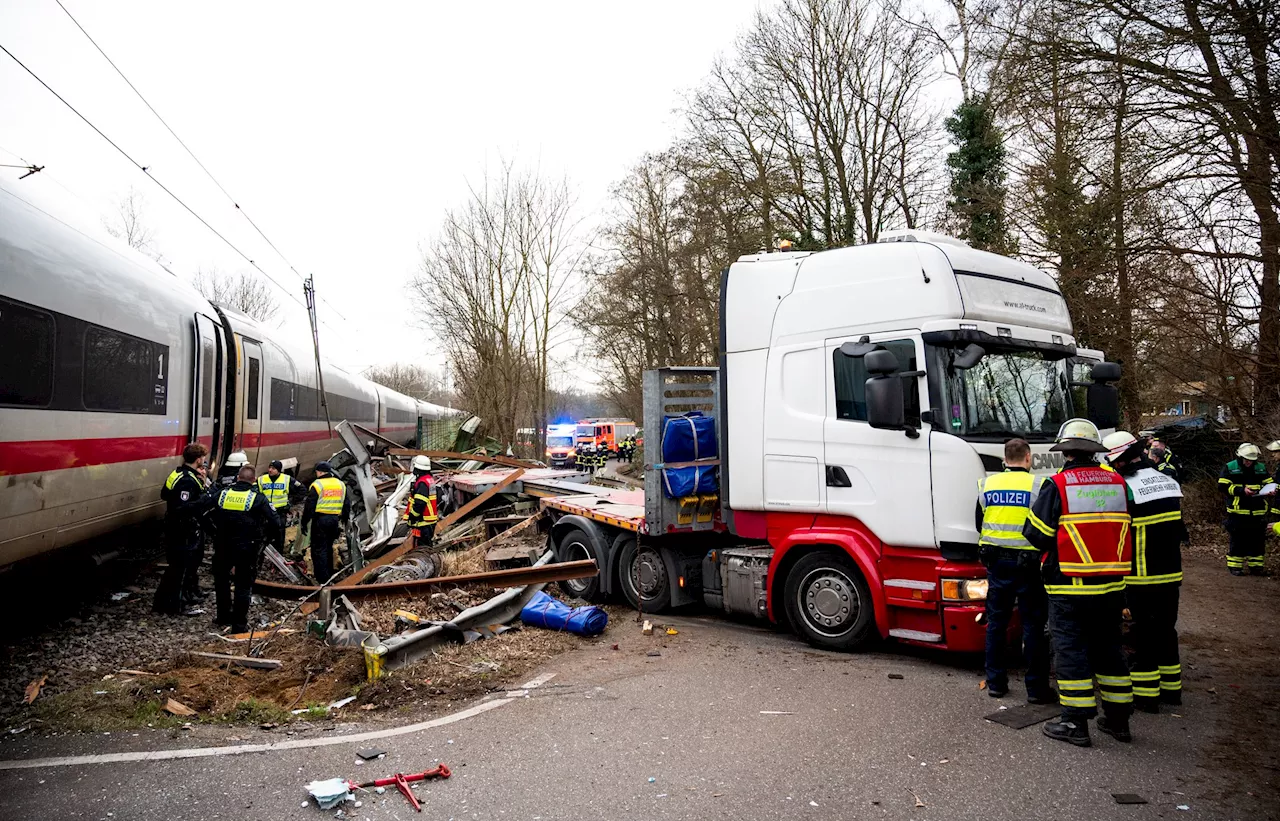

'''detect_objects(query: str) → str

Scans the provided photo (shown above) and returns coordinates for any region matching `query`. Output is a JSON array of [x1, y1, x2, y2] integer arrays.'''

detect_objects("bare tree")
[[411, 161, 582, 450], [103, 186, 158, 258], [364, 363, 452, 404], [193, 266, 281, 325]]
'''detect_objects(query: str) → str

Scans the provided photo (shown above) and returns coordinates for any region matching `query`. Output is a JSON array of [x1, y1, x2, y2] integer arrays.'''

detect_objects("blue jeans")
[[984, 550, 1050, 696]]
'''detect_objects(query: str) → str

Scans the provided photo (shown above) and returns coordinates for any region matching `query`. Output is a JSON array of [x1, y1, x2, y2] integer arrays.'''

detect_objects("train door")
[[192, 314, 226, 463], [240, 339, 264, 466]]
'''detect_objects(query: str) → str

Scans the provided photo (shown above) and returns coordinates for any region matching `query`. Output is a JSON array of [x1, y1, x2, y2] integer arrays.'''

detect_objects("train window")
[[0, 298, 55, 407], [200, 339, 214, 417], [83, 326, 168, 414], [246, 357, 260, 419]]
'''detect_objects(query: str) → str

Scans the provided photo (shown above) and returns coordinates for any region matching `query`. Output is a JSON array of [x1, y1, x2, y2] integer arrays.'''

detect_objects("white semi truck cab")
[[547, 231, 1120, 653]]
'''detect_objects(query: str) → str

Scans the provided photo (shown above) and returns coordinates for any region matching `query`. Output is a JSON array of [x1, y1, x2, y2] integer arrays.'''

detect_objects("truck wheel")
[[783, 551, 875, 651], [555, 527, 604, 602], [617, 537, 672, 612]]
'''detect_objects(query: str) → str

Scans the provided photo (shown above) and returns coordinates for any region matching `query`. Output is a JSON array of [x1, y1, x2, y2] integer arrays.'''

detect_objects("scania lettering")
[[544, 231, 1120, 652]]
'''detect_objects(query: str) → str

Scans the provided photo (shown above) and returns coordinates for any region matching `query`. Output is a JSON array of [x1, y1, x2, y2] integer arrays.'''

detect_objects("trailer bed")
[[541, 486, 647, 533]]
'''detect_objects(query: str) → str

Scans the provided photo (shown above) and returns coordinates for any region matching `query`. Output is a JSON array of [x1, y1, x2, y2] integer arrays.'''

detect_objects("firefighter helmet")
[[1102, 431, 1141, 464], [1050, 418, 1108, 453], [1237, 443, 1262, 461], [411, 455, 432, 472]]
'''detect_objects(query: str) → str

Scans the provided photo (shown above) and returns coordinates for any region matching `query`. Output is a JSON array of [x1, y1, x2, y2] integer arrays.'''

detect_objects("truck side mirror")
[[1087, 361, 1122, 430], [865, 350, 905, 430]]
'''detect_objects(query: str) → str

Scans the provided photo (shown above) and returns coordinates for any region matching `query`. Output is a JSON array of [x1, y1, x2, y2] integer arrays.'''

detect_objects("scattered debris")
[[163, 698, 197, 717], [185, 651, 283, 670], [909, 788, 926, 808], [342, 764, 451, 812], [760, 711, 794, 715], [642, 620, 654, 635], [1112, 794, 1148, 805], [1177, 805, 1191, 811], [23, 675, 47, 704], [978, 680, 987, 690], [647, 650, 662, 657], [329, 696, 356, 711], [665, 627, 679, 636], [109, 592, 131, 602], [887, 673, 904, 680], [356, 748, 386, 760], [118, 669, 155, 677], [305, 778, 353, 809]]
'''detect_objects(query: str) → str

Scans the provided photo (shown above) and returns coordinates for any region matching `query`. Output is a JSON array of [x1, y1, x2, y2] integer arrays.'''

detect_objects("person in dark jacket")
[[154, 442, 215, 615], [256, 460, 305, 555], [211, 465, 280, 631], [1219, 443, 1271, 575], [1147, 438, 1182, 483], [300, 461, 351, 584], [1104, 431, 1187, 712], [406, 455, 439, 548]]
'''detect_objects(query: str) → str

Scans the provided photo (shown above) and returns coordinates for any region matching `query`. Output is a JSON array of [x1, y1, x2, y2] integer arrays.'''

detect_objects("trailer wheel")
[[555, 527, 604, 602], [783, 551, 874, 651], [617, 537, 672, 612]]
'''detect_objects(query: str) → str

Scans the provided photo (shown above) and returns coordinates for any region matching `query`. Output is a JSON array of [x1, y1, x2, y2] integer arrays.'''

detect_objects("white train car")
[[0, 184, 458, 569]]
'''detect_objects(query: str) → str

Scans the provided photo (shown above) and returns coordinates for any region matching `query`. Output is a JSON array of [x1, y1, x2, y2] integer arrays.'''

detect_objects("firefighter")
[[301, 461, 351, 584], [1024, 418, 1135, 747], [406, 455, 439, 547], [154, 442, 215, 616], [1219, 443, 1271, 575], [1147, 438, 1181, 483], [210, 465, 280, 632], [216, 451, 250, 488], [1104, 431, 1186, 712], [256, 460, 304, 555], [975, 438, 1054, 703]]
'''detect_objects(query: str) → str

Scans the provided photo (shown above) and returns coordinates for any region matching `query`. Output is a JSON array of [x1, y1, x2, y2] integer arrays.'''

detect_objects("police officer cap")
[[315, 461, 333, 473], [269, 460, 283, 470], [1050, 418, 1108, 453]]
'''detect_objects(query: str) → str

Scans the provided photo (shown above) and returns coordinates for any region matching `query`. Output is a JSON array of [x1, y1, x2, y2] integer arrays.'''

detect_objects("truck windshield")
[[547, 435, 574, 448], [941, 348, 1070, 441]]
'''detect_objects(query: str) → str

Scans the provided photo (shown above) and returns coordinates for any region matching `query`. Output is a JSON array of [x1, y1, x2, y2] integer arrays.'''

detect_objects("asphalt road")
[[0, 552, 1272, 821]]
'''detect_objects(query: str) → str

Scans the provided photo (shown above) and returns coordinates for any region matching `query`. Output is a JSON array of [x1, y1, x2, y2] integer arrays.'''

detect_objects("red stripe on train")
[[0, 435, 188, 476]]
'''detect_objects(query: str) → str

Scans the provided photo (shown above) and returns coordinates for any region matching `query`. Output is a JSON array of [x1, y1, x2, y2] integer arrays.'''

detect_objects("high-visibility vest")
[[310, 476, 346, 515], [257, 475, 291, 509], [408, 475, 438, 527], [977, 470, 1044, 550], [1122, 467, 1184, 586], [1049, 467, 1132, 577], [218, 487, 257, 511]]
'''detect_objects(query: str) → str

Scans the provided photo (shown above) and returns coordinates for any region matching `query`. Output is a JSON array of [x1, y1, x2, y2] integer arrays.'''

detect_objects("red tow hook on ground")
[[346, 764, 451, 812]]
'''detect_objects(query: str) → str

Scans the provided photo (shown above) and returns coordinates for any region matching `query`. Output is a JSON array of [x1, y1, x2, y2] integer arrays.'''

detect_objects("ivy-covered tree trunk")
[[944, 96, 1015, 254]]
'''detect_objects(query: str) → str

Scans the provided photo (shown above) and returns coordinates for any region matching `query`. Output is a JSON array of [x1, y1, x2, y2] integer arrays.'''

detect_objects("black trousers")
[[1048, 591, 1133, 722], [1227, 516, 1266, 570], [310, 515, 341, 584], [212, 542, 260, 626], [983, 550, 1050, 696], [1126, 583, 1181, 704], [268, 506, 289, 554], [154, 527, 202, 614], [412, 524, 436, 547]]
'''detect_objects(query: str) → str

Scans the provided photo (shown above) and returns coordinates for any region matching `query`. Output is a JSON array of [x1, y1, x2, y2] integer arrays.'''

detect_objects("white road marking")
[[0, 690, 522, 771]]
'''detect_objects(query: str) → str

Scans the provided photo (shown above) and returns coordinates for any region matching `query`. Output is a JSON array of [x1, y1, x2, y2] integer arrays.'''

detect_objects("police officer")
[[1025, 419, 1135, 747], [211, 464, 280, 632], [154, 442, 214, 615], [1219, 443, 1270, 575], [407, 455, 439, 548], [257, 461, 305, 554], [301, 461, 351, 584], [1104, 431, 1186, 712], [975, 438, 1054, 703]]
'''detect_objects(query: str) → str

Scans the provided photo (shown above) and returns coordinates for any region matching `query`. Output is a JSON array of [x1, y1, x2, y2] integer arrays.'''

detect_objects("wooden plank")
[[479, 513, 542, 561], [186, 651, 283, 670], [254, 558, 598, 600], [337, 469, 524, 587], [388, 448, 540, 470]]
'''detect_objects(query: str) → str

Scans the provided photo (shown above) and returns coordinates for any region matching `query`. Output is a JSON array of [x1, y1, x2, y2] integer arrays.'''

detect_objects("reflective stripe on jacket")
[[407, 474, 439, 527], [1219, 458, 1270, 515], [977, 470, 1043, 550], [310, 476, 346, 516]]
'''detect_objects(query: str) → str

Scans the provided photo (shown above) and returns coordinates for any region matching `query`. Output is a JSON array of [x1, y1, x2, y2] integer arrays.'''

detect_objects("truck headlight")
[[941, 578, 988, 602]]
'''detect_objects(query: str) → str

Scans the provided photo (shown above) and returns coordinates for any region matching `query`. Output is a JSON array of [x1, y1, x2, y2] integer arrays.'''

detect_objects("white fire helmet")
[[411, 455, 432, 472], [1102, 431, 1139, 464], [224, 451, 249, 469], [1237, 443, 1262, 461]]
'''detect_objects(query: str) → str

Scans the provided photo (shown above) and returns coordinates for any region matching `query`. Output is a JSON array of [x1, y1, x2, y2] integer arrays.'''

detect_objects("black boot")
[[1134, 698, 1160, 714], [1028, 688, 1058, 705], [1160, 689, 1182, 706], [1043, 717, 1092, 747], [1096, 714, 1132, 742]]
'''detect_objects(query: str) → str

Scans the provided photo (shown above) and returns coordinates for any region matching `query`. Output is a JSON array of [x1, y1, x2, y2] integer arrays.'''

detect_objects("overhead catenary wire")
[[0, 40, 313, 313], [52, 0, 350, 323]]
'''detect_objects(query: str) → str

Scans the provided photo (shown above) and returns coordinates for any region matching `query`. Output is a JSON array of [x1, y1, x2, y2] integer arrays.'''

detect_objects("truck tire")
[[555, 527, 604, 602], [783, 551, 875, 651], [617, 537, 672, 612]]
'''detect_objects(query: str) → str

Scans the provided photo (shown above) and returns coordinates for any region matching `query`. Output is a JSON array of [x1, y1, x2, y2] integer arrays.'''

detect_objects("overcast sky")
[[0, 1, 765, 382]]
